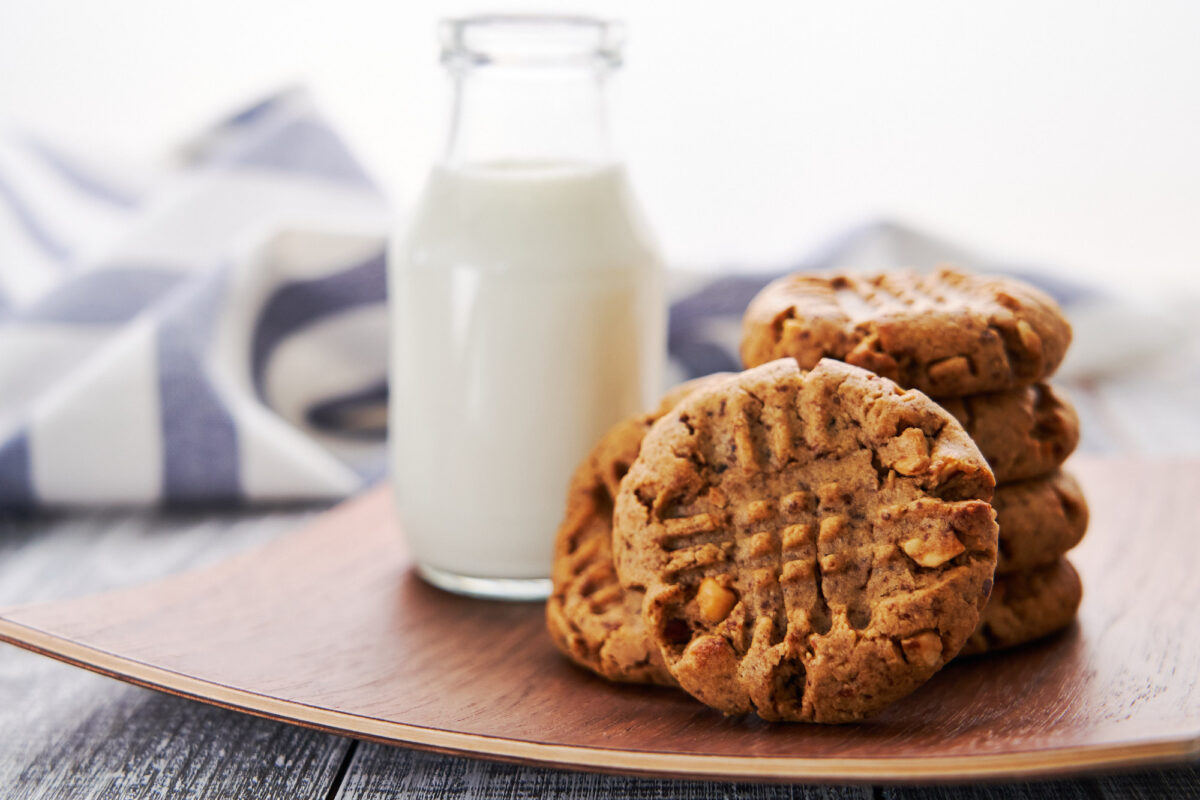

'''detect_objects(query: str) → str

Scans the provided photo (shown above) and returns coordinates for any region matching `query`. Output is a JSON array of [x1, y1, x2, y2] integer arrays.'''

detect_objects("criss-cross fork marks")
[[829, 271, 966, 323], [654, 510, 734, 579], [559, 488, 627, 618], [649, 380, 911, 651], [564, 537, 623, 615], [652, 483, 899, 654], [652, 391, 802, 582], [729, 386, 800, 473], [655, 484, 979, 660], [823, 271, 1051, 389]]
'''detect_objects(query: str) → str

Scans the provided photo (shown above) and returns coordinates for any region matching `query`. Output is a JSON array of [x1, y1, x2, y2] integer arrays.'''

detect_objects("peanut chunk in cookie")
[[900, 631, 943, 668], [696, 577, 738, 623], [902, 528, 966, 568], [926, 355, 971, 387], [890, 428, 931, 475], [1016, 319, 1041, 354]]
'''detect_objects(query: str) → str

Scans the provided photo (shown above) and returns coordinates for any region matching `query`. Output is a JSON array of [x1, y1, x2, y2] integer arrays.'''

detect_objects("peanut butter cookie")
[[547, 375, 730, 685], [993, 470, 1089, 575], [614, 358, 998, 723], [740, 268, 1072, 397], [940, 383, 1080, 484], [959, 559, 1082, 656]]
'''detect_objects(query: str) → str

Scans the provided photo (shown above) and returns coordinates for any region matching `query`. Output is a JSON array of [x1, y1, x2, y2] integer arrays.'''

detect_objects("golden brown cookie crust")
[[959, 559, 1082, 656], [546, 376, 730, 685], [614, 358, 998, 723], [740, 268, 1072, 397], [993, 470, 1089, 575], [940, 383, 1080, 484]]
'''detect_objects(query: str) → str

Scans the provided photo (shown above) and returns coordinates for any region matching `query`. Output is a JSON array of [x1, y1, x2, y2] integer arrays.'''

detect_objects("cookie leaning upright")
[[740, 268, 1072, 397], [613, 358, 998, 723], [546, 374, 730, 686], [546, 414, 673, 686]]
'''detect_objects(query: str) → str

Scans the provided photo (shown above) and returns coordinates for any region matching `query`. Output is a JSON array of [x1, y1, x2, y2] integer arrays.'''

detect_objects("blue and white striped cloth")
[[1, 90, 389, 507], [0, 90, 1175, 509]]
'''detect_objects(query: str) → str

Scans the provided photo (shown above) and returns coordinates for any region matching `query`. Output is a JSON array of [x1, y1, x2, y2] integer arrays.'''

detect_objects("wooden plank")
[[881, 781, 1094, 799], [1091, 764, 1200, 799], [0, 507, 321, 605], [0, 507, 353, 800], [880, 764, 1200, 799], [334, 742, 871, 800], [0, 657, 352, 800], [338, 744, 1200, 799]]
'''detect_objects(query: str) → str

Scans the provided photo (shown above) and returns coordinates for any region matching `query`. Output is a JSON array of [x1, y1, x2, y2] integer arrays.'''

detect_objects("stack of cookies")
[[546, 267, 1085, 724], [739, 267, 1087, 657]]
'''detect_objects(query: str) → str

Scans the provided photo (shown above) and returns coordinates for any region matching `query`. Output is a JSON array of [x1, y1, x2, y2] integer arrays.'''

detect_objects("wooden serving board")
[[1, 457, 1197, 784]]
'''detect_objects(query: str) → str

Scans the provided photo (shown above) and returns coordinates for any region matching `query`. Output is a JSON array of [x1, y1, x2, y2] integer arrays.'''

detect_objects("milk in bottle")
[[390, 16, 665, 599]]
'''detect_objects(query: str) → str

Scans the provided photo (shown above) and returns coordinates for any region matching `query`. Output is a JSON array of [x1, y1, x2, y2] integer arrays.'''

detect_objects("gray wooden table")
[[3, 347, 1200, 798]]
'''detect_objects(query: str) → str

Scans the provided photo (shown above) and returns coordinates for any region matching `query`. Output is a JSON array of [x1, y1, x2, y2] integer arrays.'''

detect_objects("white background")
[[4, 1, 1197, 290]]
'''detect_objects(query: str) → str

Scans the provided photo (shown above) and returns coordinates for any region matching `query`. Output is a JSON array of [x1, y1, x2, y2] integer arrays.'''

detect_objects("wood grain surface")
[[0, 457, 1197, 785], [335, 743, 1200, 800], [0, 508, 350, 800]]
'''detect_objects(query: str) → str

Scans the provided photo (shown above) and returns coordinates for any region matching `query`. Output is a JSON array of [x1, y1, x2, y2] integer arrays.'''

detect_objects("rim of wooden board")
[[1, 617, 1195, 785]]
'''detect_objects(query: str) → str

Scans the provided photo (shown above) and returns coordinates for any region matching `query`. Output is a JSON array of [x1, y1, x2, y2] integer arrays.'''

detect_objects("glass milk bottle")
[[390, 16, 665, 600]]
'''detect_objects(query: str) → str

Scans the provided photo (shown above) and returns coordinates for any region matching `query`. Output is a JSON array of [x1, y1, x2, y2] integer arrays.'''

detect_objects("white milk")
[[389, 161, 664, 585]]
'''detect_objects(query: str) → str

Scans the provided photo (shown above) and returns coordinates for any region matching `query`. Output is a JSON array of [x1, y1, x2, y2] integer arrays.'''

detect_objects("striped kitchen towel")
[[0, 90, 1176, 508], [0, 89, 390, 507]]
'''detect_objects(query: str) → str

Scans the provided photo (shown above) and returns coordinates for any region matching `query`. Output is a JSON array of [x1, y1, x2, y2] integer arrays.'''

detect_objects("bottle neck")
[[444, 66, 614, 167]]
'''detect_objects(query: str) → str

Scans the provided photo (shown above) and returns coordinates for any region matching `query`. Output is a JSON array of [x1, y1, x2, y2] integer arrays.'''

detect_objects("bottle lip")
[[440, 14, 624, 71]]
